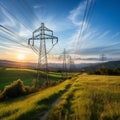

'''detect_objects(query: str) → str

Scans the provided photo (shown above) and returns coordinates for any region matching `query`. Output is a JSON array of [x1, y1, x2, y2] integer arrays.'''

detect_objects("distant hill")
[[0, 60, 36, 69], [79, 60, 120, 72], [0, 60, 63, 71], [0, 60, 120, 72]]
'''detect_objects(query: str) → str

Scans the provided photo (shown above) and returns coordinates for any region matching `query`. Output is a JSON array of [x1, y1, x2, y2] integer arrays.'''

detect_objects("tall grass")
[[0, 79, 72, 120], [47, 75, 120, 120], [1, 74, 120, 120]]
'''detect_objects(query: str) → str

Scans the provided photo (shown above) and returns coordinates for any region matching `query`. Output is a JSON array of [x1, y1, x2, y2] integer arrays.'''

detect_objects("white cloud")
[[33, 5, 43, 9], [67, 1, 91, 53], [0, 6, 32, 45], [68, 1, 86, 26]]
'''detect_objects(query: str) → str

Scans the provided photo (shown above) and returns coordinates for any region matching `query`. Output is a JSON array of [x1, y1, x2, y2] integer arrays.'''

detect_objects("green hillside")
[[0, 68, 62, 90], [81, 60, 120, 72]]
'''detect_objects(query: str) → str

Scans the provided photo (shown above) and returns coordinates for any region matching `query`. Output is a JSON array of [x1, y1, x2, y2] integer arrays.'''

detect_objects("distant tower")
[[63, 48, 67, 78], [68, 56, 75, 77], [28, 23, 58, 87], [59, 48, 68, 79], [100, 54, 106, 63], [100, 54, 106, 62], [100, 54, 106, 70], [69, 56, 75, 72]]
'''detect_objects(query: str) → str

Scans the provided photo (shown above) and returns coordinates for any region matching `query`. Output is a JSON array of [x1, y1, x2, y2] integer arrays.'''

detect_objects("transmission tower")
[[28, 23, 58, 87], [100, 54, 106, 69], [69, 56, 75, 72], [100, 54, 106, 62], [59, 48, 69, 79], [100, 54, 106, 63]]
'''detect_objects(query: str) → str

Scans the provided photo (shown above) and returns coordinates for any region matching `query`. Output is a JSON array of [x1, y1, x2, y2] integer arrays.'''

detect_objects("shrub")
[[1, 79, 26, 99], [0, 79, 39, 101]]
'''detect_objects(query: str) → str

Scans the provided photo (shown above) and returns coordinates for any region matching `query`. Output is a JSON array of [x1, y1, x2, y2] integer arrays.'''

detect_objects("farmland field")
[[0, 74, 120, 120]]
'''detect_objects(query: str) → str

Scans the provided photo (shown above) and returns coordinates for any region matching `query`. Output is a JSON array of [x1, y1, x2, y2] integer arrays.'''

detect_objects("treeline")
[[90, 67, 120, 75]]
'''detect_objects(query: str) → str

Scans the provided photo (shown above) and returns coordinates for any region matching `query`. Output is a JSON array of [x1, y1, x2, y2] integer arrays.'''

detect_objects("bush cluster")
[[0, 79, 38, 100]]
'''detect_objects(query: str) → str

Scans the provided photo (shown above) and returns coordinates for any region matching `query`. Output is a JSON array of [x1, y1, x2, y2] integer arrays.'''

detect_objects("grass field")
[[47, 74, 120, 120], [0, 74, 120, 120], [0, 79, 72, 120], [0, 68, 62, 90]]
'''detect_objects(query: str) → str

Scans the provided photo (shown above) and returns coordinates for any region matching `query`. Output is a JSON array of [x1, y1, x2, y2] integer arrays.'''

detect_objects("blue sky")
[[0, 0, 120, 63]]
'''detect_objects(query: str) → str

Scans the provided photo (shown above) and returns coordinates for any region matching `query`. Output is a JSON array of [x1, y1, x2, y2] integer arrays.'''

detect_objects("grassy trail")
[[0, 77, 74, 120], [39, 80, 74, 120]]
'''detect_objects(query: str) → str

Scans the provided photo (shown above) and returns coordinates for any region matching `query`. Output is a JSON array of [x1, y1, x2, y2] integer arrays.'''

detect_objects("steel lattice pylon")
[[28, 23, 58, 87], [63, 48, 67, 77], [59, 48, 69, 79]]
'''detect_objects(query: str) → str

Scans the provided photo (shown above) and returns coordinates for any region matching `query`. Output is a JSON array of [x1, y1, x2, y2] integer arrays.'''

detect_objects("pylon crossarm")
[[33, 26, 42, 33], [44, 34, 58, 39], [28, 36, 57, 41], [52, 38, 58, 46], [32, 37, 57, 40], [31, 34, 57, 39], [44, 26, 53, 32]]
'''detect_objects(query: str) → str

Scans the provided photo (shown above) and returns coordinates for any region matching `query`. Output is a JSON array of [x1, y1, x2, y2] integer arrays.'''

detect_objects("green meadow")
[[0, 68, 62, 90]]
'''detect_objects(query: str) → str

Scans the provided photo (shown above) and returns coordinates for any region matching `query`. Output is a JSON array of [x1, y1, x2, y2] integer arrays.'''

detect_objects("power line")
[[0, 2, 33, 33], [0, 25, 27, 44], [77, 0, 96, 47], [77, 0, 89, 41], [0, 34, 28, 48], [84, 0, 96, 33]]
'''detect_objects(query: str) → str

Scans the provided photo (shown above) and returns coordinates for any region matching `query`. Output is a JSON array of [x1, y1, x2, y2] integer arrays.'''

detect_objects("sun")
[[17, 54, 25, 60]]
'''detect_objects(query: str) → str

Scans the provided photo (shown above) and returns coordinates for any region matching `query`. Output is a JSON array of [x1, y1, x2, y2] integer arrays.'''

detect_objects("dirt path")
[[39, 84, 72, 120], [39, 96, 61, 120]]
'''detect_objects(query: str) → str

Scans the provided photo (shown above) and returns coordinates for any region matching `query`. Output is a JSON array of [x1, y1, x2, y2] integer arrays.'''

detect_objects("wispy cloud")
[[68, 1, 86, 26], [33, 5, 43, 9], [66, 1, 120, 62], [67, 1, 90, 51], [0, 6, 32, 46]]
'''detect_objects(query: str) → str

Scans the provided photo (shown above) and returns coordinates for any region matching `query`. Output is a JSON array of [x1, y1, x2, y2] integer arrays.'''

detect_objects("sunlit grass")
[[47, 74, 120, 120], [0, 74, 120, 120], [0, 79, 72, 120]]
